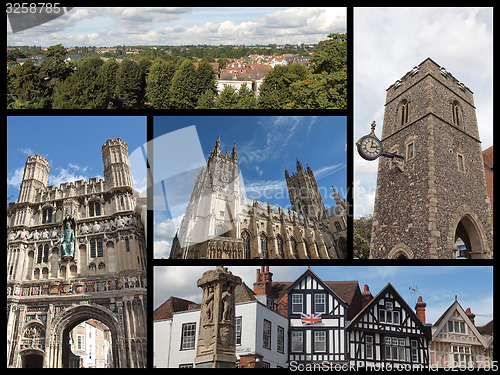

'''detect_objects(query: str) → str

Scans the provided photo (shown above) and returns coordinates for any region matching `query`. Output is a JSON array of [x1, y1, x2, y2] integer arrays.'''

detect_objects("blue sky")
[[353, 7, 493, 218], [154, 266, 493, 327], [153, 116, 347, 258], [7, 116, 147, 202], [7, 7, 346, 47]]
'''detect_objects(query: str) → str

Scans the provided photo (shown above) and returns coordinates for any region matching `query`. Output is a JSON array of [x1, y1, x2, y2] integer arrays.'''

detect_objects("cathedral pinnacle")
[[296, 158, 303, 172]]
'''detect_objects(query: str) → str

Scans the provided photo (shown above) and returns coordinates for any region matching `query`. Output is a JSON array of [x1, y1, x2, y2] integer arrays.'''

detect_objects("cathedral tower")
[[102, 138, 134, 190], [285, 159, 326, 222], [370, 58, 492, 259]]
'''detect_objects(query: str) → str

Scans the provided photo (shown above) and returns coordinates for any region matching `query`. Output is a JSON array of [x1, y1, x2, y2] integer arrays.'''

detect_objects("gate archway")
[[45, 304, 125, 368]]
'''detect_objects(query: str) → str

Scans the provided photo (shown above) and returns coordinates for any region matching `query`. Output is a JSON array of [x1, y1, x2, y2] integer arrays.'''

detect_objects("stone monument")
[[195, 266, 242, 368]]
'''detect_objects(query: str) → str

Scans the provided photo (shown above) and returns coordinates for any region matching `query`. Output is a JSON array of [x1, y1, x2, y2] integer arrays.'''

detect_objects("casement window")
[[379, 302, 400, 325], [411, 340, 418, 362], [277, 326, 284, 354], [180, 323, 196, 350], [291, 331, 303, 353], [236, 317, 242, 345], [292, 294, 303, 314], [314, 331, 327, 352], [384, 337, 406, 361], [448, 320, 466, 334], [366, 335, 374, 359], [314, 294, 326, 314], [263, 320, 272, 349], [452, 345, 472, 367]]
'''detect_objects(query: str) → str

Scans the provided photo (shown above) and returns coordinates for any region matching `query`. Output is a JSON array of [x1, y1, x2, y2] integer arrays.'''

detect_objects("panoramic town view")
[[7, 7, 346, 109], [6, 6, 495, 370]]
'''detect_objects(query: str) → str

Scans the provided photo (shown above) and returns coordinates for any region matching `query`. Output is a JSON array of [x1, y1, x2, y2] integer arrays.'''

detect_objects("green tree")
[[52, 57, 108, 109], [99, 58, 120, 108], [39, 44, 70, 103], [114, 58, 143, 108], [235, 83, 257, 109], [146, 59, 176, 109], [195, 61, 217, 98], [10, 61, 48, 108], [196, 89, 216, 109], [169, 59, 199, 109], [214, 85, 239, 109], [257, 63, 308, 109], [353, 215, 373, 259]]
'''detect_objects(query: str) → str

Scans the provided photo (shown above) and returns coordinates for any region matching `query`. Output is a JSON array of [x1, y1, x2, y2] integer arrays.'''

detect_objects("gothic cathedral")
[[370, 58, 493, 259], [170, 136, 347, 259]]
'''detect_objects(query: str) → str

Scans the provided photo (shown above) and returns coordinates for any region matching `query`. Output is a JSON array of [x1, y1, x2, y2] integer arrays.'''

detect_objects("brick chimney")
[[361, 284, 373, 308], [465, 308, 475, 326], [415, 296, 426, 324], [253, 266, 273, 296]]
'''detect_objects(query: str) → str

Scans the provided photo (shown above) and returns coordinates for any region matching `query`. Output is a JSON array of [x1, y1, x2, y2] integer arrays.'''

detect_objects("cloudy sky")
[[154, 265, 493, 327], [354, 7, 493, 218], [7, 7, 346, 46], [7, 116, 147, 202], [153, 116, 347, 259]]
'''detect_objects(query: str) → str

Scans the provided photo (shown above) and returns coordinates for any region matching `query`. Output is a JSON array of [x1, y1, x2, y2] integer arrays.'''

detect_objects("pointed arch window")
[[260, 233, 268, 259], [451, 100, 462, 127], [290, 237, 298, 258], [241, 230, 250, 259], [276, 234, 284, 258], [398, 99, 409, 126]]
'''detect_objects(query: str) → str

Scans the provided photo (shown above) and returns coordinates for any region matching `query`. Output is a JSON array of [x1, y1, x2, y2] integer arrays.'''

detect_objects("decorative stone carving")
[[195, 266, 241, 368]]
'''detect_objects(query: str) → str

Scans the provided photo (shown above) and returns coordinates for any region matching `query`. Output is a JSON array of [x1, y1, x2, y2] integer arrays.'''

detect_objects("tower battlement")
[[386, 58, 474, 105]]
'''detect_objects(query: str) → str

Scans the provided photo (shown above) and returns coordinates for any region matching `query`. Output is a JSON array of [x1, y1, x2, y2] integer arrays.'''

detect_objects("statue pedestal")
[[194, 266, 241, 369]]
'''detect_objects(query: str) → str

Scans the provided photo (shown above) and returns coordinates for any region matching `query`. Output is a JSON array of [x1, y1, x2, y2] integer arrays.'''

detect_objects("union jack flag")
[[301, 313, 322, 325]]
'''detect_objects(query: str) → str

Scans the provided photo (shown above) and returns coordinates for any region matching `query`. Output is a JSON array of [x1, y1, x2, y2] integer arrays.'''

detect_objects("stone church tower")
[[6, 138, 147, 368], [370, 58, 493, 259], [286, 159, 327, 222]]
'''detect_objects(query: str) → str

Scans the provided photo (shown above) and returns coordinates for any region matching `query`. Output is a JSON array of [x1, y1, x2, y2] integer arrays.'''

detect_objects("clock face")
[[219, 174, 230, 183], [357, 135, 382, 160]]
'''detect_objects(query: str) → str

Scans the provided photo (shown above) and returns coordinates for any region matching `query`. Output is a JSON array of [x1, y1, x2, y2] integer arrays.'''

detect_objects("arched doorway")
[[454, 215, 484, 259], [46, 304, 124, 368], [21, 350, 44, 368]]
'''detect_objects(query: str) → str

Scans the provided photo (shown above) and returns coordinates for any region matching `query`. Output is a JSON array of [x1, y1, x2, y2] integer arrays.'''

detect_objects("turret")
[[18, 154, 50, 203], [102, 138, 134, 190]]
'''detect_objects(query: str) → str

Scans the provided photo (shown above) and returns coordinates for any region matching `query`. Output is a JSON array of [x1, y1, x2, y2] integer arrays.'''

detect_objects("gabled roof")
[[432, 299, 489, 348], [347, 283, 432, 340], [286, 268, 348, 305]]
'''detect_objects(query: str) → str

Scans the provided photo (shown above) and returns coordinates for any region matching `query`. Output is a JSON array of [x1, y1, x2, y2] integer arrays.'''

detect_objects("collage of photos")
[[6, 6, 494, 370]]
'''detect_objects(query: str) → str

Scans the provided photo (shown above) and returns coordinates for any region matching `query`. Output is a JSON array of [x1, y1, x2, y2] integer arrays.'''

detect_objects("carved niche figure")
[[58, 220, 76, 260]]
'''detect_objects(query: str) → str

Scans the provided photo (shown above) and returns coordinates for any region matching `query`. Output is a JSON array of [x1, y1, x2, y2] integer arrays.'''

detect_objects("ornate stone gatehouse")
[[6, 138, 147, 368]]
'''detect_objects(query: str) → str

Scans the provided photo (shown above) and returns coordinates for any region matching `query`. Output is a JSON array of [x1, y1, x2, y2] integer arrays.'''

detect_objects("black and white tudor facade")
[[285, 269, 431, 369], [287, 268, 351, 365], [346, 283, 432, 369]]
